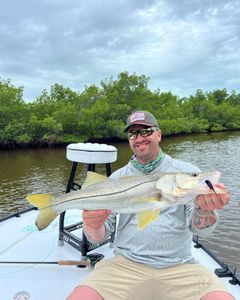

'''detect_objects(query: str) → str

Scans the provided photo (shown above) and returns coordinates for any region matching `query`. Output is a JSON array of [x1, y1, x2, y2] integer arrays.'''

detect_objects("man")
[[67, 111, 234, 300]]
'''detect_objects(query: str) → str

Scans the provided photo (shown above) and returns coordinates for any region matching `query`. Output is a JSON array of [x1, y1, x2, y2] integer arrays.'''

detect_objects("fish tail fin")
[[26, 194, 58, 230]]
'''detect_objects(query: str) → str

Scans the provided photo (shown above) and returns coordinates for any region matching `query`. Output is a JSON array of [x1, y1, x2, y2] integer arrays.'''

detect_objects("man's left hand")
[[195, 182, 230, 211]]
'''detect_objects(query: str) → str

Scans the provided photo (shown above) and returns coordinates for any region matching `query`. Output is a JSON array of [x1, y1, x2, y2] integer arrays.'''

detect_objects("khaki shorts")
[[79, 255, 232, 300]]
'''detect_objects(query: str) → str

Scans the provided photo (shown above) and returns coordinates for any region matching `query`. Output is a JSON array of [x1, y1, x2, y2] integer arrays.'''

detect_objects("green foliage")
[[0, 79, 29, 145], [0, 74, 240, 148]]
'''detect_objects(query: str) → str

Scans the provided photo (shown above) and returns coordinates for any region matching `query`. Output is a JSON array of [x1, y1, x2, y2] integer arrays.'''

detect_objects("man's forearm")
[[192, 206, 218, 228], [83, 224, 106, 242]]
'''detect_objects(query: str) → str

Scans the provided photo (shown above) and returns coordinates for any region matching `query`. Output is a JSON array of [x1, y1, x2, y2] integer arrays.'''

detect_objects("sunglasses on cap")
[[127, 127, 158, 140]]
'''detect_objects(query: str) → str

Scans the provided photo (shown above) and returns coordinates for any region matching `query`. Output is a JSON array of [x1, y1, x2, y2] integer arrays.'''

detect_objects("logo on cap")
[[129, 112, 146, 124]]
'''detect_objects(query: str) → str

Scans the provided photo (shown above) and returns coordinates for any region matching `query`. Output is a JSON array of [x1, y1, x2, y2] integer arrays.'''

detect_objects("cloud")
[[0, 0, 239, 101]]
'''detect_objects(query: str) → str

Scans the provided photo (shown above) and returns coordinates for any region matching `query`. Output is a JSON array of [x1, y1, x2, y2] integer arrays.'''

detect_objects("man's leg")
[[66, 285, 104, 300], [66, 255, 152, 300], [201, 291, 235, 300]]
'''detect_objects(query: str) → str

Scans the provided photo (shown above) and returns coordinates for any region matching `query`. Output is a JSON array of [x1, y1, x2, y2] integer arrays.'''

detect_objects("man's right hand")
[[82, 210, 111, 229], [82, 210, 111, 242]]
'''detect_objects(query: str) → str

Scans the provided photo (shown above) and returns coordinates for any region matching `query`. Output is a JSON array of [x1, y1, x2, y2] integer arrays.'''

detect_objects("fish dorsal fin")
[[136, 209, 160, 230], [82, 171, 109, 189]]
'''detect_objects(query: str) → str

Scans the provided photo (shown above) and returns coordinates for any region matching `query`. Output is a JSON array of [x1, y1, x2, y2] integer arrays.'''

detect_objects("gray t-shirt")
[[86, 154, 217, 268]]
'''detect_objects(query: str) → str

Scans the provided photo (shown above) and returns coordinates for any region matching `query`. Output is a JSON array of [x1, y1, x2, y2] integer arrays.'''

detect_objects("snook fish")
[[27, 171, 225, 231]]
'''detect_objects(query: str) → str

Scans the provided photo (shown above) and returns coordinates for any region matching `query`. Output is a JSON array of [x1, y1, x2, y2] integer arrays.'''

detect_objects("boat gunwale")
[[0, 206, 37, 223]]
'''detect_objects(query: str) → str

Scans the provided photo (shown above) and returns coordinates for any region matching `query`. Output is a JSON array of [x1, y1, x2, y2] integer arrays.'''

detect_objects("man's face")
[[128, 125, 161, 164]]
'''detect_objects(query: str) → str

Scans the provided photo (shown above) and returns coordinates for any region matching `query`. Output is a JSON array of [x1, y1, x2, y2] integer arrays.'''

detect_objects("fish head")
[[175, 171, 221, 190], [155, 171, 221, 203]]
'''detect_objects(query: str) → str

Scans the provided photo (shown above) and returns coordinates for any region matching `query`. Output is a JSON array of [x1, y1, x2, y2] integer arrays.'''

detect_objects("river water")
[[0, 131, 239, 277]]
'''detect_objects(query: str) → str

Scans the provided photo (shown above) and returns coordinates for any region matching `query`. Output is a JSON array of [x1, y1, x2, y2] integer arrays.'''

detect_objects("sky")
[[0, 0, 240, 102]]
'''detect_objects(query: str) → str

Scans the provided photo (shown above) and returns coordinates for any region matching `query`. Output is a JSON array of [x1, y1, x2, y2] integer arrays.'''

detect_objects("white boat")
[[0, 143, 239, 300]]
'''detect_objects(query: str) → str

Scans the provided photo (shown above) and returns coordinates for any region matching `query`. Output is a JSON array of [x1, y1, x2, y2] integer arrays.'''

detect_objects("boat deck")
[[0, 209, 239, 300]]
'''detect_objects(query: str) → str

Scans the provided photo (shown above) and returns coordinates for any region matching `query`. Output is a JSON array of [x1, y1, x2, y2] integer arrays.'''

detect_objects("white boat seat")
[[66, 142, 117, 164]]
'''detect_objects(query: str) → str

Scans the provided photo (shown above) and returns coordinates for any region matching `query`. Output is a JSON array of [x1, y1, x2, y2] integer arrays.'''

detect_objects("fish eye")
[[192, 173, 197, 177]]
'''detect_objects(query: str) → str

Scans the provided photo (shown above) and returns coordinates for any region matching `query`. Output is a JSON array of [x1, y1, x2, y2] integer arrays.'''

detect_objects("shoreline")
[[1, 129, 240, 151]]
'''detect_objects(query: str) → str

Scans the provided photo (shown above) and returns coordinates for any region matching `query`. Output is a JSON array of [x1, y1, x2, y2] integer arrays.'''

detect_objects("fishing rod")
[[0, 260, 89, 266], [0, 253, 104, 267]]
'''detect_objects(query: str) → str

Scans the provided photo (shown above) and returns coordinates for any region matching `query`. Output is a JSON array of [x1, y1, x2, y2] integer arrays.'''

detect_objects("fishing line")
[[0, 231, 33, 256], [0, 218, 58, 256], [0, 214, 84, 277], [0, 220, 59, 277], [0, 235, 58, 277]]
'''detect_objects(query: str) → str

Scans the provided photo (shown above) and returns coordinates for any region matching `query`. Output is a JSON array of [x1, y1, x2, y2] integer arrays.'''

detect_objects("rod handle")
[[58, 260, 89, 266]]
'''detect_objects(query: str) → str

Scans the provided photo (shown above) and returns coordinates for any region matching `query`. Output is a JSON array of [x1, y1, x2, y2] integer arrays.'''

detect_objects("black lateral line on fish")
[[40, 178, 159, 210]]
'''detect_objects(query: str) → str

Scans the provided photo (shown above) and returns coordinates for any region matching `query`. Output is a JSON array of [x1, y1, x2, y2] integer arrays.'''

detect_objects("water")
[[0, 131, 239, 277], [160, 131, 240, 277]]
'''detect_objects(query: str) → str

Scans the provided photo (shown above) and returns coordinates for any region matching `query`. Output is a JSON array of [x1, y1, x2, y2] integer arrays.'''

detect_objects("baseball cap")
[[124, 111, 159, 132]]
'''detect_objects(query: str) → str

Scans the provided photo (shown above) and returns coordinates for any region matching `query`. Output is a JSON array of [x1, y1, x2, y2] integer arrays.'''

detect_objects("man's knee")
[[66, 285, 104, 300], [201, 291, 235, 300]]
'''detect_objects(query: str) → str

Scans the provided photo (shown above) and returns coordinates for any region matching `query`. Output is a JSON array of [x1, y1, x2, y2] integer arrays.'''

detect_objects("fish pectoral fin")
[[136, 209, 160, 230], [82, 171, 109, 189], [26, 194, 58, 231]]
